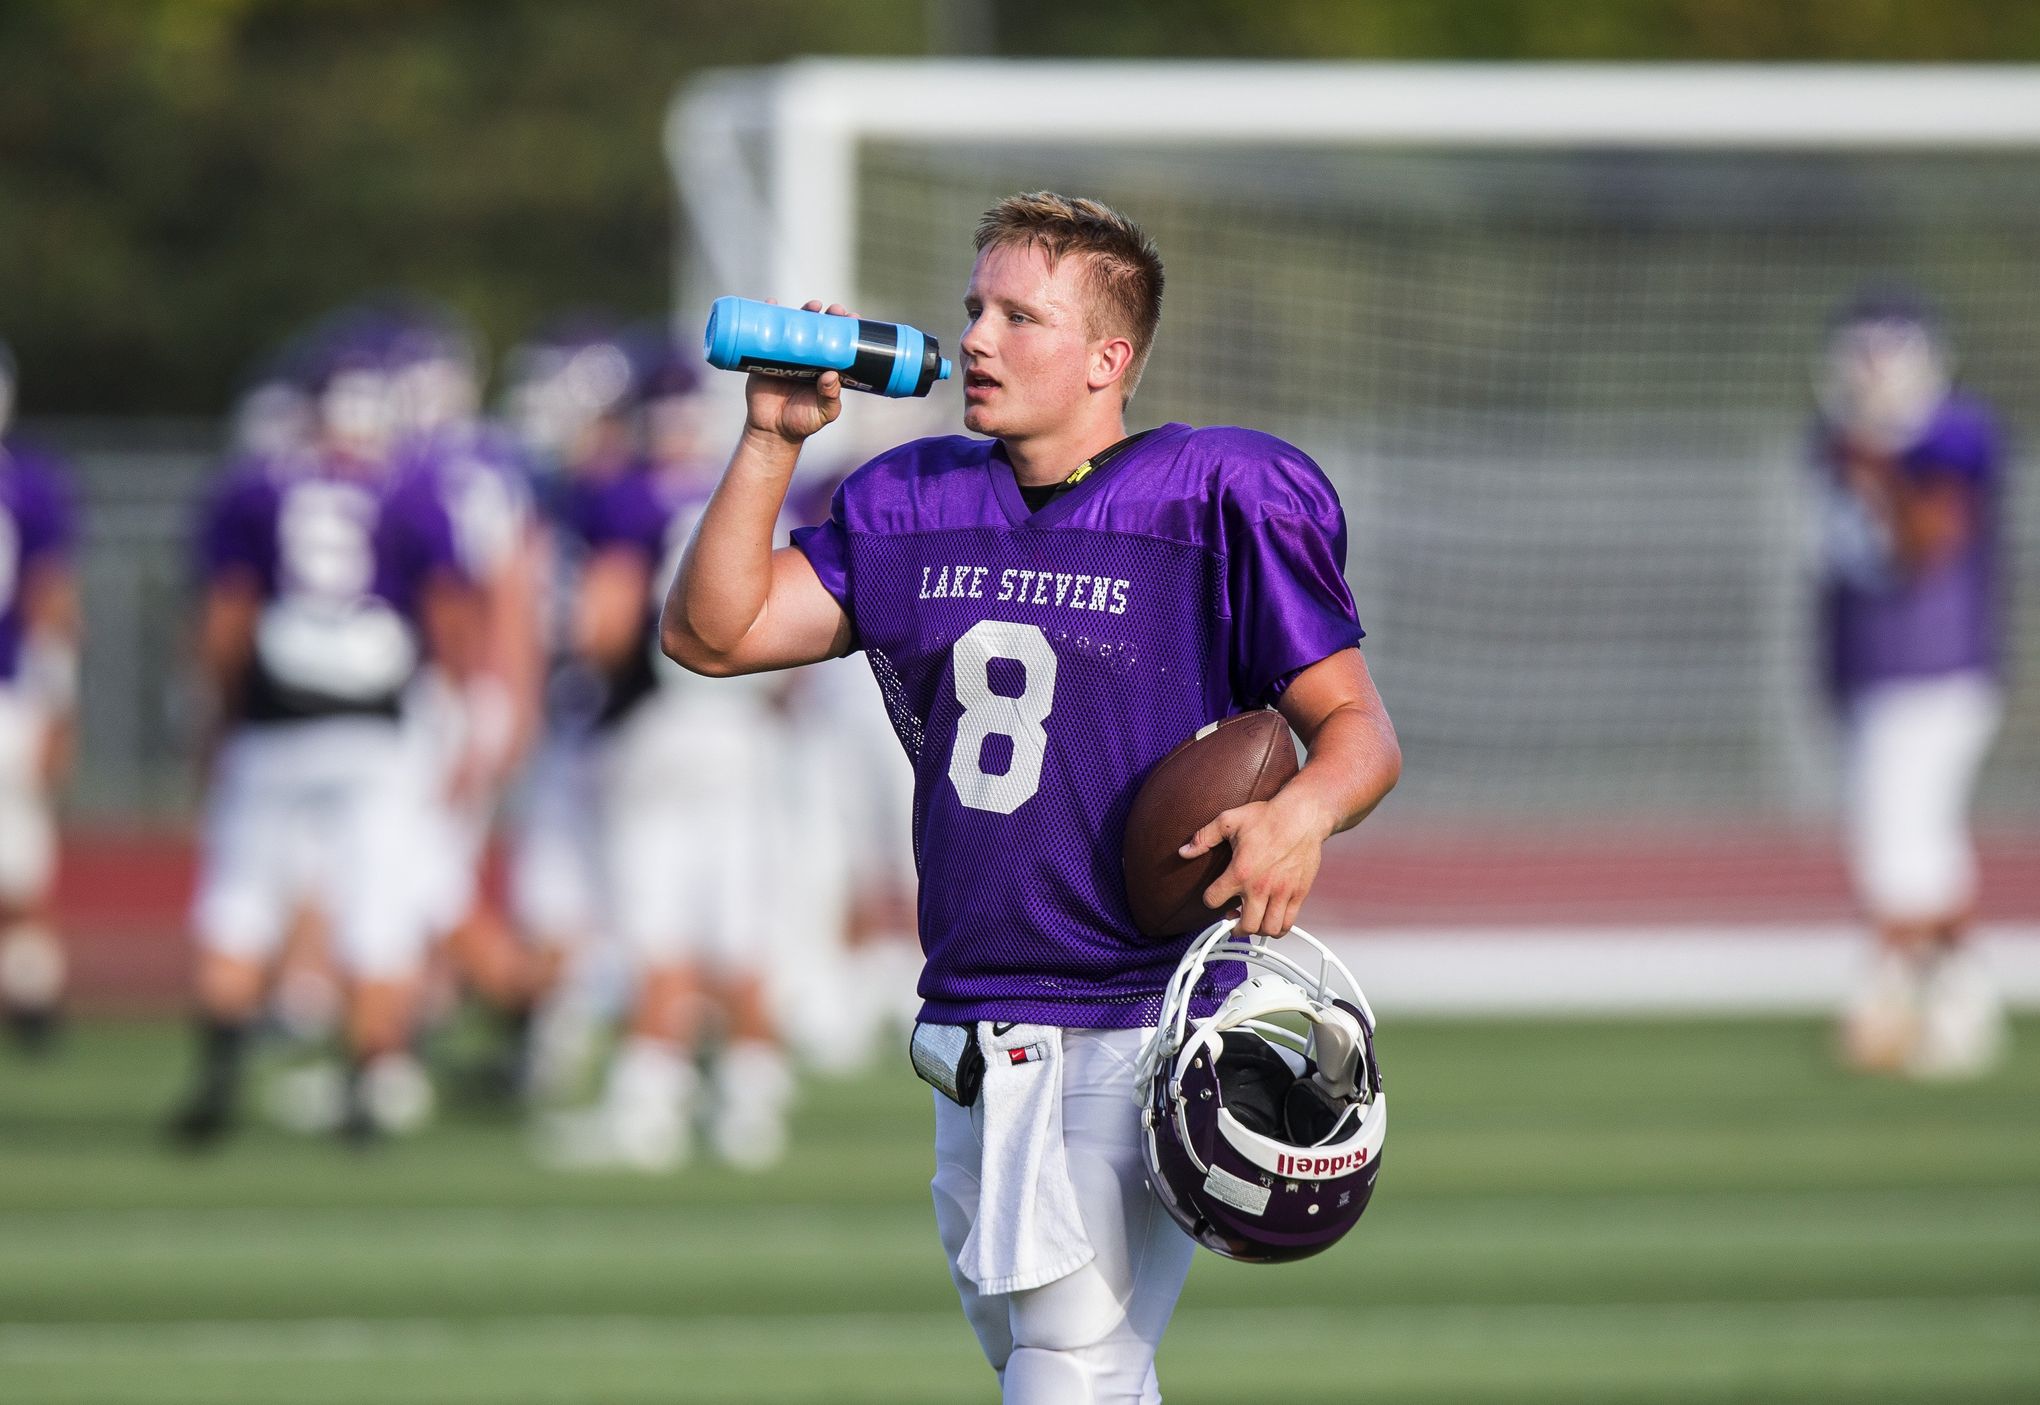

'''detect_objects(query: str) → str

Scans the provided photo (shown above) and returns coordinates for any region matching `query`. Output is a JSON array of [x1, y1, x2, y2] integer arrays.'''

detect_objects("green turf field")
[[1, 1016, 2036, 1403]]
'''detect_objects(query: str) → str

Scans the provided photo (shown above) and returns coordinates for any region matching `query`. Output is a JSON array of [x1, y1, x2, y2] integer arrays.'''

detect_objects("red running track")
[[48, 825, 2040, 1013]]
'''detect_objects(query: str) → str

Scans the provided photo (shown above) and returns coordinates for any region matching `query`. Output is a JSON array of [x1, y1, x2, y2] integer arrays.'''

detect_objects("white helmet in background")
[[1817, 293, 1950, 455]]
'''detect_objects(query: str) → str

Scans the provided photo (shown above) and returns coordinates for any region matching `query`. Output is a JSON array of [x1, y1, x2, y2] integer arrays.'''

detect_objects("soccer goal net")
[[667, 63, 2040, 924]]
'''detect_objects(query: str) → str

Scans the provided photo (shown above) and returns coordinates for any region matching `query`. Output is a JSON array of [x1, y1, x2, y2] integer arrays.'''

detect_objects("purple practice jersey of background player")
[[197, 455, 467, 723], [579, 464, 715, 726], [0, 439, 76, 684], [791, 422, 1365, 1029], [1817, 397, 2005, 703], [393, 421, 531, 586]]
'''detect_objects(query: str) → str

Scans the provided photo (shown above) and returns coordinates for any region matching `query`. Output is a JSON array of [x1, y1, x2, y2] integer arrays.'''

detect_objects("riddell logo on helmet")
[[1275, 1147, 1368, 1178]]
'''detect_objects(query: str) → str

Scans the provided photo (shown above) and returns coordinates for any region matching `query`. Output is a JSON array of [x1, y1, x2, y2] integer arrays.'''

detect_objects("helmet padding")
[[1216, 1031, 1349, 1146]]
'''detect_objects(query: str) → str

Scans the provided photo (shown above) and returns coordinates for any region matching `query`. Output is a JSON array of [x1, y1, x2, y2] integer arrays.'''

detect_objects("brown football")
[[1122, 710, 1300, 938]]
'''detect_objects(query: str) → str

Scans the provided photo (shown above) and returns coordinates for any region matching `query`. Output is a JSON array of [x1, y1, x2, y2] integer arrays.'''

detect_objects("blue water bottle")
[[703, 296, 952, 398]]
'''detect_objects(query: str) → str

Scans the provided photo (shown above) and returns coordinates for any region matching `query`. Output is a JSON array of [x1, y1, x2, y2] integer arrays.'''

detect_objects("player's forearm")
[[487, 535, 546, 766], [1890, 478, 1970, 575], [196, 583, 258, 698], [573, 552, 652, 671], [194, 585, 258, 773], [18, 568, 80, 717], [1278, 700, 1401, 842], [660, 427, 800, 668]]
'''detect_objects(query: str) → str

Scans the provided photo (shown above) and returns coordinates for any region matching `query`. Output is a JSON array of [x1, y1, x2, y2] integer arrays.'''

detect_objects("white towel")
[[956, 1022, 1096, 1295]]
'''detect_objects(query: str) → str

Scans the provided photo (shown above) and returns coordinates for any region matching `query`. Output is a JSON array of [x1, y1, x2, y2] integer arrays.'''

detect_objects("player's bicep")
[[685, 546, 852, 676], [196, 571, 263, 686], [756, 546, 855, 664], [19, 558, 79, 641], [416, 568, 487, 678], [1276, 648, 1388, 749], [572, 548, 652, 670]]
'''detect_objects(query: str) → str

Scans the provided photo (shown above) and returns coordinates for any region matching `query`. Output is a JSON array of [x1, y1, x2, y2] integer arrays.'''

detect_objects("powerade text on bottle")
[[703, 297, 952, 399]]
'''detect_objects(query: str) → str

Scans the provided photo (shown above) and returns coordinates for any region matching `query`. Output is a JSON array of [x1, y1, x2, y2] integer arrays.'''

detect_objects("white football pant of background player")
[[545, 685, 791, 1171], [193, 716, 435, 1129], [1844, 669, 2004, 1078], [0, 687, 60, 1015], [766, 655, 923, 1074]]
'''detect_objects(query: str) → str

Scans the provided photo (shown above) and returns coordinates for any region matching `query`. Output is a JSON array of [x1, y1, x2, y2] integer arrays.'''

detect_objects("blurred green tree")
[[0, 0, 925, 413], [0, 0, 2032, 414]]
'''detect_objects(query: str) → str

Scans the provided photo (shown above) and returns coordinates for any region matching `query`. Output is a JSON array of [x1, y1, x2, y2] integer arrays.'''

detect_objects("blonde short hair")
[[975, 191, 1164, 399]]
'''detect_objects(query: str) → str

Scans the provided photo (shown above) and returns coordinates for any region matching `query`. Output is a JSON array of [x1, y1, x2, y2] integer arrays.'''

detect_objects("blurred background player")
[[500, 319, 645, 1100], [170, 331, 487, 1145], [1815, 292, 2010, 1079], [0, 339, 81, 1052], [382, 302, 548, 1078], [540, 337, 792, 1172], [769, 461, 923, 1074]]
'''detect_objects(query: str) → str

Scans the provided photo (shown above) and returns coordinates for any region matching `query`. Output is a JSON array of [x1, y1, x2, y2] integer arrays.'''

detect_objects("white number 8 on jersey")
[[947, 620, 1058, 814]]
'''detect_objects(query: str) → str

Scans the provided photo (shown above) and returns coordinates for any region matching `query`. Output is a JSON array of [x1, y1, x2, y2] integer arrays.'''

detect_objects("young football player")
[[661, 193, 1401, 1403], [170, 336, 485, 1145], [540, 344, 793, 1172], [767, 463, 922, 1076], [0, 341, 80, 1052], [1816, 293, 2009, 1079], [385, 309, 546, 1057], [501, 320, 645, 1098]]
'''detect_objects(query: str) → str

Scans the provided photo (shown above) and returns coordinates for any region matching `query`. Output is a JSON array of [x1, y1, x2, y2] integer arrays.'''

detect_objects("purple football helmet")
[[1135, 921, 1386, 1264]]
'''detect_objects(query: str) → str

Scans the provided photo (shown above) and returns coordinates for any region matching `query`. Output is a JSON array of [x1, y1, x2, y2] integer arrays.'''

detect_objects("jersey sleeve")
[[1905, 400, 2000, 485], [1220, 443, 1367, 708], [788, 479, 858, 648], [581, 474, 673, 570], [15, 458, 76, 566], [193, 470, 275, 586], [376, 473, 470, 621], [398, 479, 468, 580], [573, 476, 627, 550], [449, 460, 533, 579]]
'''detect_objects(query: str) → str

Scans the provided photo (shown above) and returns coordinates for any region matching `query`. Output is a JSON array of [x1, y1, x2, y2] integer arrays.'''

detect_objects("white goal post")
[[665, 62, 2040, 315], [662, 61, 2040, 842]]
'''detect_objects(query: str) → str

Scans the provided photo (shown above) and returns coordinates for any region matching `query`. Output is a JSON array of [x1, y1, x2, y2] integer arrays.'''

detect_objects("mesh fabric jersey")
[[793, 423, 1364, 1029]]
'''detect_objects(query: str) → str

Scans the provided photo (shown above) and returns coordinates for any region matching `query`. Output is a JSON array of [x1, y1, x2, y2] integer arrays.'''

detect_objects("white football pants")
[[597, 692, 778, 967], [399, 668, 492, 937], [192, 717, 427, 979], [508, 731, 602, 946], [0, 688, 54, 905], [1845, 671, 2001, 923], [932, 1026, 1195, 1405]]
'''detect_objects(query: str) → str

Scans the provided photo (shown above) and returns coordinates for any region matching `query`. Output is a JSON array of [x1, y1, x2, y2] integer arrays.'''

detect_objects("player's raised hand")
[[745, 300, 851, 444], [1182, 793, 1331, 938]]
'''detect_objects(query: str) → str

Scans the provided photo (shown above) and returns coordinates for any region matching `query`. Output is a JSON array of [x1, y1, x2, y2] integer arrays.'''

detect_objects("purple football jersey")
[[393, 422, 532, 580], [586, 462, 712, 565], [791, 423, 1365, 1028], [581, 461, 719, 724], [1817, 396, 2006, 700], [0, 439, 77, 684], [530, 459, 641, 734], [197, 453, 466, 723]]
